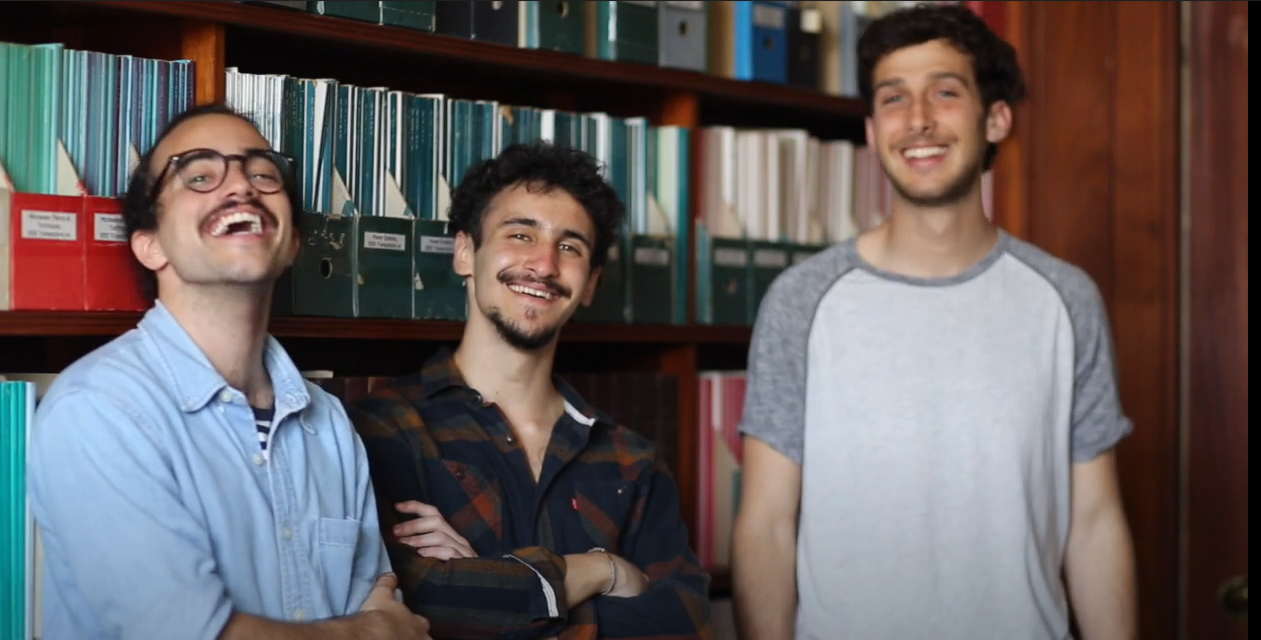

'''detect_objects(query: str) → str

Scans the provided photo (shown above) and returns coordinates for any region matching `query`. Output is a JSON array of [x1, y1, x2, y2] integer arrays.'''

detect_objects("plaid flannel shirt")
[[348, 348, 711, 640]]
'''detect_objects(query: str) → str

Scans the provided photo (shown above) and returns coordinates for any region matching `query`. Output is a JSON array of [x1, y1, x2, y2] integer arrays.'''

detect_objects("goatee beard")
[[888, 155, 983, 208], [487, 308, 559, 352]]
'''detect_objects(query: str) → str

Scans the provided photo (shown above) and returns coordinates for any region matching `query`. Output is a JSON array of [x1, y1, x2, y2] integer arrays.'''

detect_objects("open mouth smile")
[[508, 283, 561, 301], [207, 210, 266, 236]]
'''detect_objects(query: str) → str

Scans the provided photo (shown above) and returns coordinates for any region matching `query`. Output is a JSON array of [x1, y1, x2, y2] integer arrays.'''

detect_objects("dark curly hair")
[[447, 141, 624, 271], [858, 3, 1027, 171], [122, 102, 304, 303]]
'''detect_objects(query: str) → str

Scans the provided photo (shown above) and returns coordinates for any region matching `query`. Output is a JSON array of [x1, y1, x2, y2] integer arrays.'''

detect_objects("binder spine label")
[[21, 210, 78, 241], [754, 3, 786, 29], [634, 246, 670, 266], [713, 247, 748, 267], [420, 235, 456, 254], [364, 231, 407, 251], [94, 213, 127, 243], [754, 248, 788, 268]]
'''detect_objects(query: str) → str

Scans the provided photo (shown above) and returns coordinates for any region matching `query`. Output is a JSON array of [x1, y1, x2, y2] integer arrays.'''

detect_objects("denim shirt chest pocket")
[[428, 459, 505, 552], [313, 516, 364, 613], [567, 479, 638, 554]]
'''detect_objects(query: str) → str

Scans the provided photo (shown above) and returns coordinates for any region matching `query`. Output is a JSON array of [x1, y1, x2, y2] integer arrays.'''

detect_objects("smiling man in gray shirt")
[[731, 5, 1138, 640]]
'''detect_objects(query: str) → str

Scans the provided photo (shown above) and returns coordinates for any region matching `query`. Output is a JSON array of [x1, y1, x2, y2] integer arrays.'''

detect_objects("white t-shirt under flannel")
[[739, 230, 1133, 640]]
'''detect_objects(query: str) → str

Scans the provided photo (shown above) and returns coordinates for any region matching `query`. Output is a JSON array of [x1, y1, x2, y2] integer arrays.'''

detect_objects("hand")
[[393, 501, 477, 560], [603, 553, 649, 599], [359, 573, 432, 639]]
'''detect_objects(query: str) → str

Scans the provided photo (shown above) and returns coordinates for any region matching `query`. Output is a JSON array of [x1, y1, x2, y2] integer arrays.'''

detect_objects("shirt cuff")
[[503, 548, 565, 620]]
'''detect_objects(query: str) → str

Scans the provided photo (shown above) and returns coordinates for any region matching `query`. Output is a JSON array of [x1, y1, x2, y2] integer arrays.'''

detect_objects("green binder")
[[414, 219, 467, 320], [381, 1, 436, 31], [704, 236, 752, 326], [750, 240, 792, 320], [627, 234, 674, 324], [588, 1, 660, 65], [355, 216, 415, 319], [307, 1, 381, 23], [292, 212, 355, 318], [526, 1, 586, 54], [573, 235, 629, 324]]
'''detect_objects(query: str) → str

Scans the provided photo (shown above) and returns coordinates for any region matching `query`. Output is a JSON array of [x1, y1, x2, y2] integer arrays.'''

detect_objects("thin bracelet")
[[589, 547, 617, 595]]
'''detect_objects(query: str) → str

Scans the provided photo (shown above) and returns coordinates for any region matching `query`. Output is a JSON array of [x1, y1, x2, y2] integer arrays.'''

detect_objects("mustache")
[[497, 270, 572, 299], [201, 197, 279, 229]]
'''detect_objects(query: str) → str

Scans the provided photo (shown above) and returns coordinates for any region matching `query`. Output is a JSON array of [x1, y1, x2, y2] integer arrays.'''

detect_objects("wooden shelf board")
[[69, 1, 865, 120], [0, 312, 752, 345]]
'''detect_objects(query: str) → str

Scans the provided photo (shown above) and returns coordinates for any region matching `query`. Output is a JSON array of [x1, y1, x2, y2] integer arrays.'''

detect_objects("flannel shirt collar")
[[419, 346, 608, 428]]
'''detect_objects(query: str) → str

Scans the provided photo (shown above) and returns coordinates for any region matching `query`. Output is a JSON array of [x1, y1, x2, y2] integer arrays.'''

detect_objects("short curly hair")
[[447, 141, 624, 271], [858, 3, 1027, 170]]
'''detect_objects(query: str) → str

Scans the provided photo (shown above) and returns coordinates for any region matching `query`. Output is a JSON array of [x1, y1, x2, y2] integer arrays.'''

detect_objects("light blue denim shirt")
[[28, 301, 391, 640]]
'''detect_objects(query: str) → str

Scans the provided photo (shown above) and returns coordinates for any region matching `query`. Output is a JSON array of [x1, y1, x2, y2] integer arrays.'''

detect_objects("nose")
[[907, 96, 935, 135], [219, 157, 259, 199], [525, 243, 560, 278]]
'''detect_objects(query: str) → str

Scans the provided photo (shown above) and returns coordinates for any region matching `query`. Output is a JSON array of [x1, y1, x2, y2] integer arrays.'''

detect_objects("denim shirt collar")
[[137, 301, 314, 431]]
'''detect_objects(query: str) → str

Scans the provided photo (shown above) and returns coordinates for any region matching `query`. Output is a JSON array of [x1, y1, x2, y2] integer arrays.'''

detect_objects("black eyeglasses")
[[149, 148, 296, 199]]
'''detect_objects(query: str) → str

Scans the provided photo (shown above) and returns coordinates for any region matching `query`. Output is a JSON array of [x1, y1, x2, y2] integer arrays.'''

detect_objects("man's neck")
[[159, 286, 275, 408], [453, 316, 564, 423], [858, 187, 998, 279]]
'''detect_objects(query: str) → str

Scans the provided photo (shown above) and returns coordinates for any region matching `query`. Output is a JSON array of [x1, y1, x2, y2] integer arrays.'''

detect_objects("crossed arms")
[[355, 410, 710, 640]]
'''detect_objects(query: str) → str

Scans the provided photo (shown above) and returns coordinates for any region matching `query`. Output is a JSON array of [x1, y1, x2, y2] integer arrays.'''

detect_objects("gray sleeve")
[[1062, 272, 1134, 462], [1007, 239, 1134, 462], [738, 253, 848, 466]]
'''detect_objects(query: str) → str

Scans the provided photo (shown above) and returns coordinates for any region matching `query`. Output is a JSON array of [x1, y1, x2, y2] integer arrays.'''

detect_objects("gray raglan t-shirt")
[[739, 230, 1133, 640]]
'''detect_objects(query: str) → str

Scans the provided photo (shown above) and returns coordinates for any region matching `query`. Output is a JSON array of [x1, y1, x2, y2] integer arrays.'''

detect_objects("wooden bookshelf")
[[0, 312, 753, 344], [0, 0, 856, 602]]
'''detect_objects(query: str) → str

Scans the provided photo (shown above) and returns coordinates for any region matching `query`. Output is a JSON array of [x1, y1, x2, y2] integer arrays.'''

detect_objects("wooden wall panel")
[[1185, 2, 1249, 638], [1110, 4, 1182, 639], [1027, 1, 1117, 297], [1019, 3, 1182, 639], [988, 0, 1029, 240]]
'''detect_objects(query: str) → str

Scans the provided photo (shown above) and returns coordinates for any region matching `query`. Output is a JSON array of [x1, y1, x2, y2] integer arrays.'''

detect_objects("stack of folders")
[[693, 128, 881, 327], [692, 125, 992, 327], [0, 40, 195, 313], [1, 376, 47, 640], [270, 2, 976, 98], [227, 69, 692, 326]]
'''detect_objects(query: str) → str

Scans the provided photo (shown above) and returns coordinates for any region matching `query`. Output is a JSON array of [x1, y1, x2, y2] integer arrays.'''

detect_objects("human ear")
[[130, 229, 169, 273], [985, 101, 1013, 144], [453, 231, 474, 278]]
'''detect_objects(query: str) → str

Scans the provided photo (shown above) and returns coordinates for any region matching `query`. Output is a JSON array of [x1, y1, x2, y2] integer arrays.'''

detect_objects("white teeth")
[[903, 146, 948, 159], [508, 284, 555, 300], [209, 211, 264, 236]]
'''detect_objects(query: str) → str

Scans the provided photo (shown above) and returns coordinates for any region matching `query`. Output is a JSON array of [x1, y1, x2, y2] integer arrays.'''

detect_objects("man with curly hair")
[[349, 141, 710, 640], [732, 4, 1137, 640]]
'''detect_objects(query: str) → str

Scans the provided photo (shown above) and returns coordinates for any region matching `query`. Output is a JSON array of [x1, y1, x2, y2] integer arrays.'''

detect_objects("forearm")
[[397, 546, 568, 638], [219, 611, 385, 640], [564, 552, 614, 608], [593, 571, 711, 638], [731, 517, 797, 640], [1065, 509, 1138, 640]]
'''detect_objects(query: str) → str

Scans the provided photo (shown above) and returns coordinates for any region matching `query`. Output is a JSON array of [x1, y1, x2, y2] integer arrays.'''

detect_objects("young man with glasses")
[[28, 103, 432, 640]]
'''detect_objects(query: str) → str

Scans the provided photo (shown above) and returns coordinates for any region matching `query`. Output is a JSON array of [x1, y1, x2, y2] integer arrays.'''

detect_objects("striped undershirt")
[[252, 405, 275, 456]]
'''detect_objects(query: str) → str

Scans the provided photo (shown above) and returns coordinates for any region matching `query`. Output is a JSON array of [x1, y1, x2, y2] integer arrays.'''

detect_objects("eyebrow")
[[874, 71, 972, 92], [500, 216, 593, 249]]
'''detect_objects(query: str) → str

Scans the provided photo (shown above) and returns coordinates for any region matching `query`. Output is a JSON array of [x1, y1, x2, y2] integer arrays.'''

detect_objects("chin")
[[892, 174, 978, 208], [487, 309, 562, 351]]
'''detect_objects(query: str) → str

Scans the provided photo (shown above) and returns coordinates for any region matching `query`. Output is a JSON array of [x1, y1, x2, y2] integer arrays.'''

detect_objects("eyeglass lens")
[[176, 150, 289, 194]]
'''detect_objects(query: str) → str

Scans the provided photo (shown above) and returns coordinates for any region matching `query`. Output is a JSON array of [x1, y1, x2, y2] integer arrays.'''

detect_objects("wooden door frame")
[[1182, 2, 1249, 638]]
